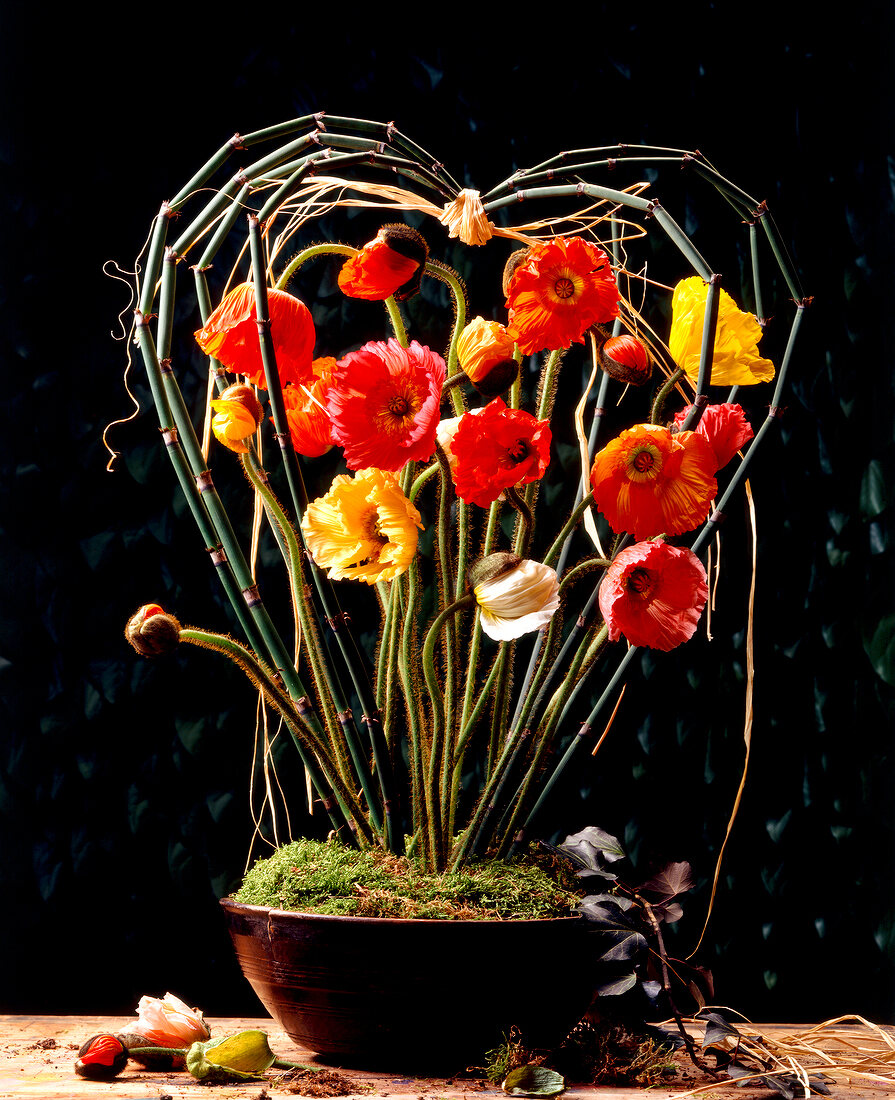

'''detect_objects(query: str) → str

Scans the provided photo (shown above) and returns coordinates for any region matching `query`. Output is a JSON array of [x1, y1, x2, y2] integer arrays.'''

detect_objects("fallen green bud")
[[186, 1030, 276, 1083]]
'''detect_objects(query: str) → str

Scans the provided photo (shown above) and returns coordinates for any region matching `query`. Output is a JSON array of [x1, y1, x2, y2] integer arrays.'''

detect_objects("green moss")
[[233, 838, 582, 919]]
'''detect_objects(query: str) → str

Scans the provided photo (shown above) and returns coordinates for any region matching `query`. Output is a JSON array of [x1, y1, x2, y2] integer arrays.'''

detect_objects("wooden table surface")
[[0, 1016, 892, 1100]]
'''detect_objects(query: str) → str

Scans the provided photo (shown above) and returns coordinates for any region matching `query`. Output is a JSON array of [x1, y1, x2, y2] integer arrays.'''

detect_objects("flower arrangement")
[[119, 115, 807, 891]]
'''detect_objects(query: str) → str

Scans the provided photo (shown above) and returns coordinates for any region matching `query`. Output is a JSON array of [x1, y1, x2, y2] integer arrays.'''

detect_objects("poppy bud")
[[210, 383, 264, 454], [338, 224, 428, 302], [75, 1033, 129, 1079], [125, 604, 182, 657], [456, 317, 519, 397], [469, 552, 522, 590], [501, 249, 529, 297], [599, 334, 652, 385], [186, 1030, 277, 1083]]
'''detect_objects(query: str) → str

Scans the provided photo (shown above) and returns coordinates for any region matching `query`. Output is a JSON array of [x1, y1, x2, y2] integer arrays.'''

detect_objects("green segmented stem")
[[241, 454, 382, 836], [509, 641, 636, 858], [179, 627, 373, 845]]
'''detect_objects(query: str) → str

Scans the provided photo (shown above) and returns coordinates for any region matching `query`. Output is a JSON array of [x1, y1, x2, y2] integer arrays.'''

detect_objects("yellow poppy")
[[669, 277, 774, 386], [301, 468, 423, 584]]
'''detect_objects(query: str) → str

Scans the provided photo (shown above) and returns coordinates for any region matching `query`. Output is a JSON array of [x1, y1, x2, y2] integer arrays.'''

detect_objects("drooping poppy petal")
[[195, 283, 315, 389], [449, 398, 552, 508], [327, 339, 445, 472], [456, 316, 519, 397], [337, 225, 428, 301], [282, 357, 337, 457], [301, 468, 423, 584], [505, 237, 618, 355], [669, 277, 774, 386], [599, 541, 708, 651], [471, 554, 560, 641], [673, 402, 754, 470], [590, 423, 717, 540]]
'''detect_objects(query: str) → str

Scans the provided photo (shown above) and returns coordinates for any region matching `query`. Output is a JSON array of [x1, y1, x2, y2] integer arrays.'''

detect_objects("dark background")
[[2, 8, 894, 1024]]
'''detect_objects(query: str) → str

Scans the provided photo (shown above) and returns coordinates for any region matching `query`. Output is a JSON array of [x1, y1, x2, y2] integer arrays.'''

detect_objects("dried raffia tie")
[[438, 188, 493, 246]]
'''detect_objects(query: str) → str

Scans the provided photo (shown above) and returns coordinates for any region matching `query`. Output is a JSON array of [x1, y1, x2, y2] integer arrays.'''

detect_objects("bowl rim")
[[220, 895, 588, 929]]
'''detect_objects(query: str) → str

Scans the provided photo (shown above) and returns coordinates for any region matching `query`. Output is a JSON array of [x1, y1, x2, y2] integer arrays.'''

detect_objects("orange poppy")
[[599, 541, 708, 651], [456, 316, 518, 397], [505, 237, 618, 355], [282, 357, 337, 457], [337, 225, 428, 301], [195, 283, 315, 389], [590, 423, 717, 539]]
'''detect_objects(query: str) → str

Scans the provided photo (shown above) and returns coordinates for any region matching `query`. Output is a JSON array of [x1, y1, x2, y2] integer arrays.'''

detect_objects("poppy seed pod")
[[125, 604, 182, 657], [599, 334, 652, 386], [75, 1033, 129, 1079]]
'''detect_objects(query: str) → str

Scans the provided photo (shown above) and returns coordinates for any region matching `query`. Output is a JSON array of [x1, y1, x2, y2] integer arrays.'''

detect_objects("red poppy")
[[590, 423, 717, 540], [194, 283, 315, 389], [327, 338, 445, 471], [505, 237, 618, 355], [673, 402, 753, 470], [337, 225, 428, 301], [282, 357, 337, 457], [599, 541, 708, 651], [450, 398, 552, 508]]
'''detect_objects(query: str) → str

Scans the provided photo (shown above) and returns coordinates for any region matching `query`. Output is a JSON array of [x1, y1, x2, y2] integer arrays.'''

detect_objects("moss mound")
[[233, 838, 582, 919]]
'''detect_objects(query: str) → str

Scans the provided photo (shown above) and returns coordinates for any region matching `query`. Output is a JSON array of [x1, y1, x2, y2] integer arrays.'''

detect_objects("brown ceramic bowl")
[[221, 898, 599, 1069]]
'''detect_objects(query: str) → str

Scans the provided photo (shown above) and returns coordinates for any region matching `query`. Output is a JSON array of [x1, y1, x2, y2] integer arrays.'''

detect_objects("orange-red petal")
[[590, 423, 717, 539], [195, 283, 315, 389], [505, 237, 618, 355]]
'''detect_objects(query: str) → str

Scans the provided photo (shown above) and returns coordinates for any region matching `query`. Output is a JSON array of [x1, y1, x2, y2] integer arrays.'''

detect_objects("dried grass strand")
[[688, 480, 757, 958]]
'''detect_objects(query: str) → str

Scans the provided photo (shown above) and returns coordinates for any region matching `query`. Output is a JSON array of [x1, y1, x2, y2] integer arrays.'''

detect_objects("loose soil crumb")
[[26, 1038, 57, 1050], [275, 1067, 368, 1096]]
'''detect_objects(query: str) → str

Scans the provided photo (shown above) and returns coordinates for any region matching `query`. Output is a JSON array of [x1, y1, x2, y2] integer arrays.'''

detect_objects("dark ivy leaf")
[[762, 1073, 797, 1099], [575, 894, 636, 928], [593, 972, 638, 997], [637, 861, 694, 903], [558, 827, 625, 879], [698, 1011, 741, 1048], [599, 929, 648, 962]]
